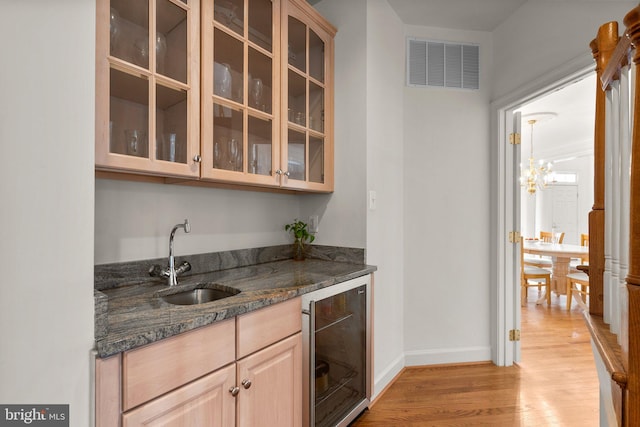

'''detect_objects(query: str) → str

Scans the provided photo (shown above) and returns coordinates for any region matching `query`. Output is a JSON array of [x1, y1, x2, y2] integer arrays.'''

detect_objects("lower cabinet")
[[237, 334, 302, 427], [123, 364, 236, 426], [95, 298, 302, 427], [122, 334, 301, 427]]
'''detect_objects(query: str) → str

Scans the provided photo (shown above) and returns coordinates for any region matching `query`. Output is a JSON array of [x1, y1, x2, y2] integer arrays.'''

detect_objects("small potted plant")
[[285, 219, 315, 261]]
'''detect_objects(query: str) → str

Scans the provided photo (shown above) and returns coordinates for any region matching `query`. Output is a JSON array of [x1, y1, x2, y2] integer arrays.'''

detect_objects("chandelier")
[[521, 118, 554, 195]]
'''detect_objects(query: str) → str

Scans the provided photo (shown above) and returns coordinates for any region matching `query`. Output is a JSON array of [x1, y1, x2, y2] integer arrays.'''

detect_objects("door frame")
[[490, 55, 594, 366]]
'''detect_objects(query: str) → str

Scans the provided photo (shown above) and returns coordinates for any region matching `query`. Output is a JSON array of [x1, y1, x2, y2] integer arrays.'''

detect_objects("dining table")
[[523, 240, 589, 296]]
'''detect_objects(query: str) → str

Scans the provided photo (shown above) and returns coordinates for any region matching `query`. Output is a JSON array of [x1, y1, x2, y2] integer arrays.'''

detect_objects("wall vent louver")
[[407, 38, 479, 90]]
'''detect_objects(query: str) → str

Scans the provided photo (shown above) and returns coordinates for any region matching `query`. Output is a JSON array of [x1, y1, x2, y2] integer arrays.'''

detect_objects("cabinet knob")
[[242, 379, 252, 389], [284, 171, 291, 177], [275, 169, 283, 175], [229, 386, 240, 397], [193, 154, 202, 163]]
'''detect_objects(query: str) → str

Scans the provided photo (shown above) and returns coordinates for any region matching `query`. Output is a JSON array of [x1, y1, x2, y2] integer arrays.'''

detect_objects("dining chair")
[[570, 233, 589, 272], [523, 230, 564, 270], [566, 271, 589, 310], [540, 230, 565, 243], [520, 240, 552, 306]]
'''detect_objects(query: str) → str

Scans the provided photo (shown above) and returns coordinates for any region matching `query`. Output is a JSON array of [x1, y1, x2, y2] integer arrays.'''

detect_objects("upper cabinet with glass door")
[[201, 0, 280, 187], [281, 0, 335, 192], [96, 0, 200, 177]]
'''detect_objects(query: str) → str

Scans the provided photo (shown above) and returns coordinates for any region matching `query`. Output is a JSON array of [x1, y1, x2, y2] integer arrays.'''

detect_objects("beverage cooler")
[[301, 276, 372, 427]]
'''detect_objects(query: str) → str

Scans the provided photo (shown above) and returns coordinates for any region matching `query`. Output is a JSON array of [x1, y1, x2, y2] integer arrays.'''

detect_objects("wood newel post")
[[624, 7, 640, 426], [590, 22, 619, 316]]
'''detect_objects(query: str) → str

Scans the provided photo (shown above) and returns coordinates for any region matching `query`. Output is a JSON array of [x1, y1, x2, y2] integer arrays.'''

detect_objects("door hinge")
[[509, 329, 521, 341], [509, 132, 521, 145], [508, 231, 521, 243]]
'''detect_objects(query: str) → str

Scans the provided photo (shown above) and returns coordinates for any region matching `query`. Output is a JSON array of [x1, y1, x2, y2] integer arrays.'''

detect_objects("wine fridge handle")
[[309, 300, 316, 427]]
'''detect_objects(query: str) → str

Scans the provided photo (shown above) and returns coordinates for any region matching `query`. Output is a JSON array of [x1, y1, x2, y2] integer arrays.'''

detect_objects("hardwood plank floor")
[[351, 289, 599, 426]]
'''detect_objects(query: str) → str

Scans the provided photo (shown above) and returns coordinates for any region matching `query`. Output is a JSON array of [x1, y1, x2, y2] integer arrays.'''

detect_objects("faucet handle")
[[175, 261, 191, 276], [149, 264, 170, 278]]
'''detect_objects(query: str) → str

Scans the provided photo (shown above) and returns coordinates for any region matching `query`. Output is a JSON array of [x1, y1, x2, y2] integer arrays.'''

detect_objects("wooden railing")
[[587, 5, 640, 425]]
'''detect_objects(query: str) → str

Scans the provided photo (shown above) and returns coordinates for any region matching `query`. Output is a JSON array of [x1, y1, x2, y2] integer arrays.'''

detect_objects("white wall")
[[302, 0, 368, 251], [0, 1, 95, 426], [365, 0, 406, 395], [403, 25, 494, 364], [95, 180, 303, 264], [492, 1, 637, 101]]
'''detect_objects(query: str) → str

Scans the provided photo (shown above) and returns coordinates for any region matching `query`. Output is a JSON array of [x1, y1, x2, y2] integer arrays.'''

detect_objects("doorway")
[[492, 61, 595, 366]]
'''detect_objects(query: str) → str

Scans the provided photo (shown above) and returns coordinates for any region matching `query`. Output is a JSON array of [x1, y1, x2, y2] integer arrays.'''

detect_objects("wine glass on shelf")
[[134, 37, 149, 68], [250, 78, 263, 110], [156, 32, 167, 74], [109, 7, 120, 55], [228, 138, 238, 171]]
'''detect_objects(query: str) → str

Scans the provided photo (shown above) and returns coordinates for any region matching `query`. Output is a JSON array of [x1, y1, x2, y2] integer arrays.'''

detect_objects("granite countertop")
[[95, 248, 376, 358]]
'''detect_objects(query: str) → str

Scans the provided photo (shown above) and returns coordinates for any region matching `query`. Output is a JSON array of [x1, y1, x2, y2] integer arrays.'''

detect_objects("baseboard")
[[404, 345, 492, 366], [372, 352, 404, 401]]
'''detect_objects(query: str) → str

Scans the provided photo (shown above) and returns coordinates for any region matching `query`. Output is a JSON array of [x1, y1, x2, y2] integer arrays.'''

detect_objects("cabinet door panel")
[[202, 0, 279, 185], [123, 364, 236, 427], [281, 0, 335, 192], [97, 0, 199, 177], [237, 333, 302, 427]]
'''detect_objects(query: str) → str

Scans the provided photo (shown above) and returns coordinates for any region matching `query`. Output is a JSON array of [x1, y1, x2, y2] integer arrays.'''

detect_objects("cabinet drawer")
[[123, 364, 236, 427], [122, 318, 235, 411], [237, 298, 301, 359]]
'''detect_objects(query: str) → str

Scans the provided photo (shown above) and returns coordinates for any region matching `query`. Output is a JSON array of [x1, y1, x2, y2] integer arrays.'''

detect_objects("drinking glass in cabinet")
[[248, 46, 272, 112], [110, 7, 120, 55], [124, 129, 147, 157], [156, 84, 187, 163], [214, 63, 232, 104], [109, 0, 150, 68], [288, 70, 306, 125], [109, 68, 149, 157], [213, 137, 242, 171], [214, 29, 243, 103], [287, 129, 305, 181], [213, 105, 243, 171], [248, 116, 272, 176], [250, 78, 263, 109]]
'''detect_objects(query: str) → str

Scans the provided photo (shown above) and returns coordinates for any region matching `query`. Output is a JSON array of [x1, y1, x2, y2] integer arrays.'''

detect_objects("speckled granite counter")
[[95, 245, 376, 358]]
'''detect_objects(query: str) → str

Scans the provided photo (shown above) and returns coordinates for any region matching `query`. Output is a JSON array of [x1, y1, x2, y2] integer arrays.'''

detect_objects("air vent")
[[407, 38, 479, 90]]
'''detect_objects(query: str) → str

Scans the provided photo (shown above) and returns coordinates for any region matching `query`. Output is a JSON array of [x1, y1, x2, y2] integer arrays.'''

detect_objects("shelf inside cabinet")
[[315, 312, 354, 334], [314, 356, 359, 427], [110, 68, 149, 106]]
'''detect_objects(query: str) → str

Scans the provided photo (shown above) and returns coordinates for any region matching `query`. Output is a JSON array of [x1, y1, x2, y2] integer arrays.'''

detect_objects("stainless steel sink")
[[161, 286, 240, 305]]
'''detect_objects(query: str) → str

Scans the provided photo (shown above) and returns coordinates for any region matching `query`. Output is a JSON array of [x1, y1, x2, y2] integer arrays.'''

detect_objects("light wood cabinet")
[[96, 0, 335, 192], [280, 0, 335, 192], [237, 334, 302, 427], [96, 0, 201, 177], [123, 364, 236, 427], [95, 298, 302, 427]]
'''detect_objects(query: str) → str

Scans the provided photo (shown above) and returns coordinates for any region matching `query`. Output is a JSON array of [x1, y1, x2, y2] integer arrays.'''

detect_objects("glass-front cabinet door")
[[201, 0, 280, 186], [281, 0, 335, 191], [96, 0, 200, 177]]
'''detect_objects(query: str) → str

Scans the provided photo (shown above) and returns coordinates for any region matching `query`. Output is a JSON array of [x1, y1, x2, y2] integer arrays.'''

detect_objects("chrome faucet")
[[149, 219, 192, 286]]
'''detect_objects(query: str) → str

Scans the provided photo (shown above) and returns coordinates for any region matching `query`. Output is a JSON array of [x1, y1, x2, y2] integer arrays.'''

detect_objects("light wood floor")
[[351, 289, 599, 426]]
